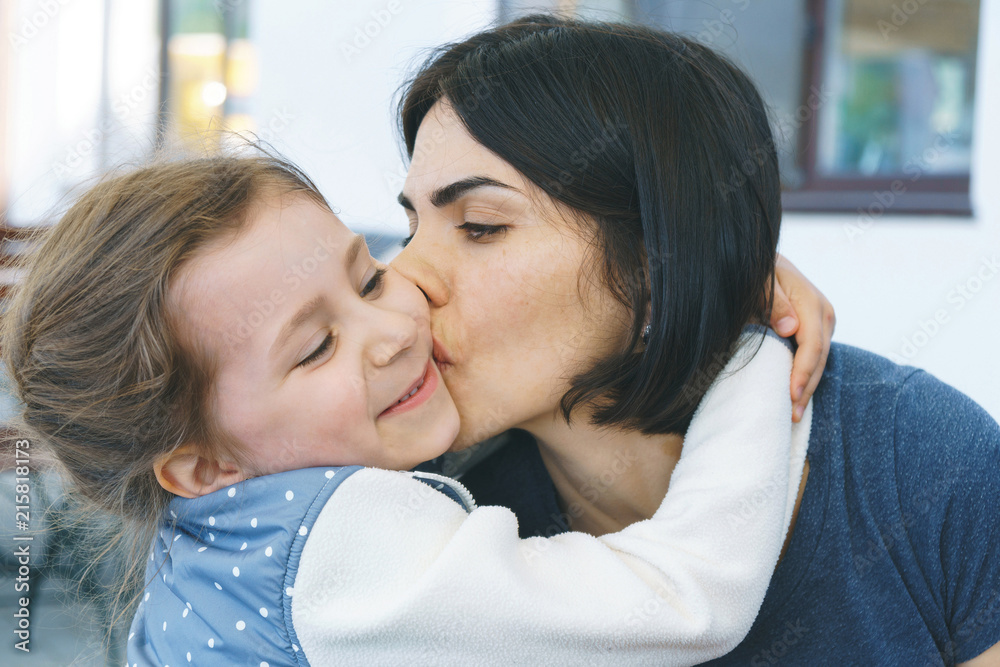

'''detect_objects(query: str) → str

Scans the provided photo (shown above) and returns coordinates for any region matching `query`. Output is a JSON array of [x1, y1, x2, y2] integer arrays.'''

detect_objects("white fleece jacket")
[[291, 333, 811, 666]]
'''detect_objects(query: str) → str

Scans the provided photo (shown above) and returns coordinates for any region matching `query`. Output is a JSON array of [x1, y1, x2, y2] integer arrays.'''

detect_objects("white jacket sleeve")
[[292, 333, 811, 666]]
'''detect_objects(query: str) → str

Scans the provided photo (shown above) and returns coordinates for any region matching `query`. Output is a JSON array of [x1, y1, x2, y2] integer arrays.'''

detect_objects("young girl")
[[2, 151, 810, 666]]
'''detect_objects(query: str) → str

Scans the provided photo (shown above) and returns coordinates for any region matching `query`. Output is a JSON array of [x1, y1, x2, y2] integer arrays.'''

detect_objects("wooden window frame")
[[782, 0, 975, 216]]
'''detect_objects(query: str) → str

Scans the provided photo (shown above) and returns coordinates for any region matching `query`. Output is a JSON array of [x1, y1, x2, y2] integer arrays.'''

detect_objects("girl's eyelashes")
[[360, 267, 386, 298], [295, 265, 382, 370], [400, 235, 413, 248], [298, 333, 333, 368], [457, 221, 507, 241]]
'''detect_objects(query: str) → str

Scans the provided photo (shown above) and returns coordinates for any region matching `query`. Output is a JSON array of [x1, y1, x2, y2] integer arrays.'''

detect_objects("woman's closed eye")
[[457, 221, 507, 241]]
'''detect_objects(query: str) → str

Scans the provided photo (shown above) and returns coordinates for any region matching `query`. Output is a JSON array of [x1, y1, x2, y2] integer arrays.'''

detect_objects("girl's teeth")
[[397, 379, 423, 404]]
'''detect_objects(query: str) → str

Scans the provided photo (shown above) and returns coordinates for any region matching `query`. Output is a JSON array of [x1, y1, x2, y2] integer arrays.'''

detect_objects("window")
[[787, 0, 979, 214], [501, 0, 981, 215]]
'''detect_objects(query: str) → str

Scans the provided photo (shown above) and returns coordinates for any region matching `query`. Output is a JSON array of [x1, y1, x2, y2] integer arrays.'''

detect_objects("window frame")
[[782, 0, 976, 216]]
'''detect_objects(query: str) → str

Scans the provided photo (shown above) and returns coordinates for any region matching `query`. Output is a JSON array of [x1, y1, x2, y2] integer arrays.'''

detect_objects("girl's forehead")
[[168, 198, 356, 357]]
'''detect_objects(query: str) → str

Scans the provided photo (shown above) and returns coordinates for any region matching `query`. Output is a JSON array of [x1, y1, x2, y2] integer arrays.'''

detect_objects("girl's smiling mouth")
[[379, 358, 439, 418]]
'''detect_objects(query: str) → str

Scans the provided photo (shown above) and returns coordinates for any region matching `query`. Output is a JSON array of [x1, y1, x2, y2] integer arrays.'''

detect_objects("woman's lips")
[[432, 336, 455, 370], [379, 358, 438, 418]]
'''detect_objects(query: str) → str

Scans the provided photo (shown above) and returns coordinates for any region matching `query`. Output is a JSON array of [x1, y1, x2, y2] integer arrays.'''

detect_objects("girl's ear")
[[154, 445, 246, 498]]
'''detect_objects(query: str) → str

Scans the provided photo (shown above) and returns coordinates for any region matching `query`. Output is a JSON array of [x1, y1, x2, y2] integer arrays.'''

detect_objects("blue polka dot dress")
[[126, 466, 361, 666]]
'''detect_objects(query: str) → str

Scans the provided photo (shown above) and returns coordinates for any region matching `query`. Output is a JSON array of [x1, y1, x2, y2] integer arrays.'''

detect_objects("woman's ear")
[[154, 445, 246, 498]]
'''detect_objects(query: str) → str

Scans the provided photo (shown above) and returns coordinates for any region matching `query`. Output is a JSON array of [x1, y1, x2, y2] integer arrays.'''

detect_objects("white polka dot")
[[173, 534, 181, 542], [259, 607, 268, 618], [197, 546, 207, 553], [186, 602, 192, 610], [236, 620, 246, 631], [299, 525, 308, 536], [162, 573, 167, 583], [182, 608, 189, 618], [208, 637, 215, 648], [286, 586, 294, 596], [209, 533, 215, 541], [292, 644, 299, 652], [265, 546, 273, 557], [187, 653, 191, 662], [325, 470, 335, 478], [227, 488, 236, 497], [285, 490, 294, 501], [170, 510, 177, 519], [208, 516, 215, 526], [240, 542, 247, 551], [261, 662, 269, 667], [251, 517, 257, 528], [214, 582, 222, 590], [162, 621, 167, 631], [144, 592, 150, 602], [232, 566, 240, 577], [128, 632, 135, 640]]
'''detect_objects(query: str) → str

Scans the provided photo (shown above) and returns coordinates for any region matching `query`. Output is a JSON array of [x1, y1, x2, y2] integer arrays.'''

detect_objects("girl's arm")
[[291, 332, 810, 666]]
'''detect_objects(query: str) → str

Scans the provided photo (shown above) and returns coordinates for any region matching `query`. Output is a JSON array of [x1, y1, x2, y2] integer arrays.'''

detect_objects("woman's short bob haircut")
[[400, 14, 781, 435]]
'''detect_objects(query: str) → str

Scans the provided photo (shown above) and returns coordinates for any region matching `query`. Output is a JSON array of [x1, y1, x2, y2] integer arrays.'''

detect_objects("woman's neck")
[[520, 410, 685, 537]]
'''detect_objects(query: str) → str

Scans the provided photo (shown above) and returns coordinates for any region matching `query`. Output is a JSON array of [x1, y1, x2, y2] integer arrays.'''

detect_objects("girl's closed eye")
[[360, 266, 386, 298], [297, 266, 384, 369], [298, 333, 334, 368]]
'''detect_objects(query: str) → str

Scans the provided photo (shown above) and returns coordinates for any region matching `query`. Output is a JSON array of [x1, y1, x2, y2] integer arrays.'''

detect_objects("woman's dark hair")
[[399, 14, 781, 435]]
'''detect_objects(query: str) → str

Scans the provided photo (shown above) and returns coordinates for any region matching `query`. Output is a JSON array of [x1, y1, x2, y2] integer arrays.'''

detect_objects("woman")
[[390, 15, 1000, 665]]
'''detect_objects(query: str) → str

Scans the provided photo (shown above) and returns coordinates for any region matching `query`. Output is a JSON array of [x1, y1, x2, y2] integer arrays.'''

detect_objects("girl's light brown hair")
[[1, 146, 329, 638]]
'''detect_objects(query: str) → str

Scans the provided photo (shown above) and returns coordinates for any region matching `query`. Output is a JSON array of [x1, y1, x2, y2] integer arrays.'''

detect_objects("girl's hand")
[[770, 254, 836, 422]]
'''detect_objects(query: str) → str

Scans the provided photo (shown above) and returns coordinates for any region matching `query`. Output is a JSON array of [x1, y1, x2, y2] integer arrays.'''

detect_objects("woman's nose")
[[390, 237, 450, 308]]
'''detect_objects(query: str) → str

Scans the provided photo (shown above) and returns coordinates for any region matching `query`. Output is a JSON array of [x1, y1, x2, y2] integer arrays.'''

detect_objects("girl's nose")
[[365, 307, 419, 370]]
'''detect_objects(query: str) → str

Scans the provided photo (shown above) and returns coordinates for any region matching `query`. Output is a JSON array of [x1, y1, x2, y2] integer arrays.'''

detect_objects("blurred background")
[[0, 0, 997, 663]]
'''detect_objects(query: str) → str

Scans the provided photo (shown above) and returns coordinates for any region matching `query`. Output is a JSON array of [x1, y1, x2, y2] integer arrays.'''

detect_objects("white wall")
[[249, 0, 497, 240], [778, 2, 999, 419], [249, 0, 998, 420]]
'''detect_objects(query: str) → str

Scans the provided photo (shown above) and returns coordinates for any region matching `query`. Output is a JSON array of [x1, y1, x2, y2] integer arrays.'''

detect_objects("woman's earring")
[[642, 323, 651, 344]]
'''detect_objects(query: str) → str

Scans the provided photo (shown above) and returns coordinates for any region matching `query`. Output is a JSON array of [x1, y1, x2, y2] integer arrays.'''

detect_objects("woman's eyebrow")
[[397, 176, 519, 211]]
